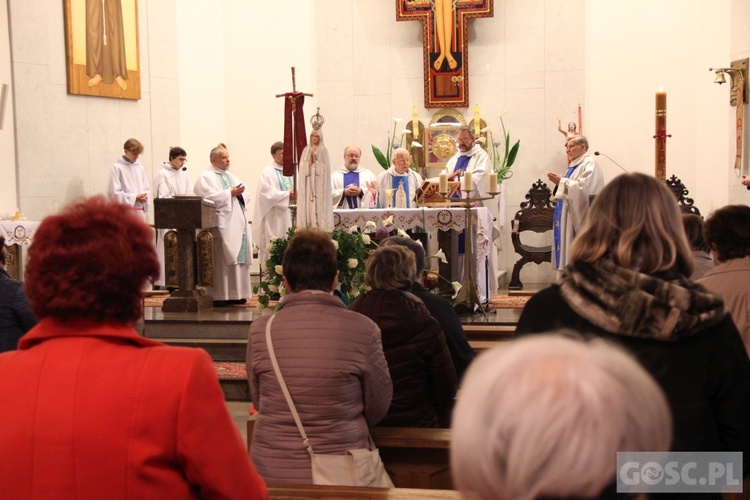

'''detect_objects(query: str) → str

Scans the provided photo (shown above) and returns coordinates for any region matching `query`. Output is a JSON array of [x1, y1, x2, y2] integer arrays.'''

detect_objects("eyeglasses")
[[346, 153, 361, 158]]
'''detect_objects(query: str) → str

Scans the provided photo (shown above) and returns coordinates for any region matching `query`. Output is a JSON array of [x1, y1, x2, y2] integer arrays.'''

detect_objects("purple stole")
[[343, 171, 360, 208]]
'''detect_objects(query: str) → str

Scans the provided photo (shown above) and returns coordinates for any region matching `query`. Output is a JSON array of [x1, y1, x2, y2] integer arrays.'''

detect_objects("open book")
[[416, 177, 461, 206]]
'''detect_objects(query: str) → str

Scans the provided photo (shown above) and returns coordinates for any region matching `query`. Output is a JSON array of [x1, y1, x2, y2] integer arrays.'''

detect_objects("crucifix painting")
[[396, 0, 493, 108]]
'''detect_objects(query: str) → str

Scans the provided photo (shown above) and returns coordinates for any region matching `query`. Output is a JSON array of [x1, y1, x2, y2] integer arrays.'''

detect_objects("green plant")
[[371, 118, 403, 170], [481, 112, 520, 184]]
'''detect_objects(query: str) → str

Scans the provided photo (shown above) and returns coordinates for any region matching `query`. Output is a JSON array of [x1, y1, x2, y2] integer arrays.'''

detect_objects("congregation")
[[1, 132, 750, 498]]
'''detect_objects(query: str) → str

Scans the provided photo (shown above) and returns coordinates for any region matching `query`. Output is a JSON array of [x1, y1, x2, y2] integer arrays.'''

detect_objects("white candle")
[[489, 175, 498, 194], [439, 173, 448, 193], [412, 106, 419, 139], [463, 171, 473, 192]]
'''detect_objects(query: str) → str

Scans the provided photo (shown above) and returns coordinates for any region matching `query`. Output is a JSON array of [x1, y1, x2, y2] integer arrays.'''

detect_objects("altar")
[[1, 220, 40, 281], [333, 207, 497, 299]]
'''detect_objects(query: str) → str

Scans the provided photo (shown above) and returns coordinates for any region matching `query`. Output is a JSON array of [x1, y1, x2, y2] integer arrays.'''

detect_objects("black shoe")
[[213, 300, 230, 307], [227, 299, 247, 305]]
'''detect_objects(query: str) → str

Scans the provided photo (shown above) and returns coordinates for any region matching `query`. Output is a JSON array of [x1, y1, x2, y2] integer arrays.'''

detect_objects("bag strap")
[[265, 314, 316, 457]]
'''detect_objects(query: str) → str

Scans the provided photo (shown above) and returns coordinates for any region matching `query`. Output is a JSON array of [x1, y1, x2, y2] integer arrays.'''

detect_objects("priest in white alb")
[[332, 146, 377, 209], [251, 142, 294, 264], [443, 126, 499, 300], [193, 145, 252, 305], [373, 148, 423, 208]]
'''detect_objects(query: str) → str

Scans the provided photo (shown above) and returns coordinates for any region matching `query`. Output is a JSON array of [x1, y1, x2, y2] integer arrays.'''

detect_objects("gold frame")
[[63, 0, 141, 100]]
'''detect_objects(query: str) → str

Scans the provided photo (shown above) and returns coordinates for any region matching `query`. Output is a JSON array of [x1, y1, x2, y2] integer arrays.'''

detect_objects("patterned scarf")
[[559, 259, 726, 341]]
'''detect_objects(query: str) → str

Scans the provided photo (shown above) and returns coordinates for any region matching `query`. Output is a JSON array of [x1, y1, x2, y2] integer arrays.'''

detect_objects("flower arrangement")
[[254, 225, 377, 309], [479, 112, 520, 184]]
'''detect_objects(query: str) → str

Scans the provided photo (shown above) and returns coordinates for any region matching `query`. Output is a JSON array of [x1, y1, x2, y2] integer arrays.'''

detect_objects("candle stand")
[[440, 189, 499, 316]]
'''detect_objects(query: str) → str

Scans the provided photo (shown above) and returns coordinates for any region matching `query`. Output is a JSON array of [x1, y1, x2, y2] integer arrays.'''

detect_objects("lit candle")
[[463, 171, 473, 192], [439, 173, 448, 194], [412, 106, 419, 139], [655, 87, 667, 180], [489, 174, 498, 194], [473, 104, 481, 137]]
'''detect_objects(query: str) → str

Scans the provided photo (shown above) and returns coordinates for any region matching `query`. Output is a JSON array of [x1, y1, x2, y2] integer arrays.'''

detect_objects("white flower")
[[361, 234, 371, 245], [434, 248, 448, 264], [348, 258, 358, 268], [332, 240, 339, 250], [266, 242, 274, 252], [451, 281, 463, 299], [279, 285, 289, 296], [401, 129, 412, 135], [268, 284, 279, 293], [364, 220, 377, 231], [348, 225, 359, 234], [411, 141, 423, 149], [257, 287, 266, 296], [499, 110, 507, 119], [350, 288, 360, 298], [476, 137, 487, 146], [383, 215, 394, 228], [480, 126, 491, 133], [270, 236, 278, 242], [396, 229, 408, 238], [274, 265, 283, 275], [393, 117, 403, 123], [261, 263, 269, 272]]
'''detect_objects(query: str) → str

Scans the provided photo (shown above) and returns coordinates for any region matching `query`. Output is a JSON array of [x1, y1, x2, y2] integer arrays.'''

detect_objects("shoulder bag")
[[265, 315, 394, 487]]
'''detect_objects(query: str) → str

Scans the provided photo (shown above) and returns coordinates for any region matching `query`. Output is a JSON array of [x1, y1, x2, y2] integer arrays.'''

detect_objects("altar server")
[[107, 138, 150, 220], [152, 147, 191, 288]]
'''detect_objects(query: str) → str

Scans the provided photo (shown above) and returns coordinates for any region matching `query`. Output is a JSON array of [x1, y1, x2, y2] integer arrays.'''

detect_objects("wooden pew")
[[248, 416, 453, 490], [268, 484, 460, 499]]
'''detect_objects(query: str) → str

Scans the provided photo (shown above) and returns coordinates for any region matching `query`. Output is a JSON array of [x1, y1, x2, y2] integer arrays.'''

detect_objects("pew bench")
[[248, 416, 453, 490], [268, 484, 460, 499]]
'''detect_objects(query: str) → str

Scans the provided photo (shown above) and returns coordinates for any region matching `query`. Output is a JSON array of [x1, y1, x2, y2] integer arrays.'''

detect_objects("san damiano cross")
[[396, 0, 493, 108]]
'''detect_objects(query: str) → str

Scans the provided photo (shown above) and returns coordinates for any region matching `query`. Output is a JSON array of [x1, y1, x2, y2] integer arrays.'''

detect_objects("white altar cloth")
[[0, 220, 40, 246], [333, 207, 497, 298]]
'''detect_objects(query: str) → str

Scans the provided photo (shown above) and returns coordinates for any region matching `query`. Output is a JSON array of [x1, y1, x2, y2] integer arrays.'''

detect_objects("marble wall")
[[6, 0, 749, 288]]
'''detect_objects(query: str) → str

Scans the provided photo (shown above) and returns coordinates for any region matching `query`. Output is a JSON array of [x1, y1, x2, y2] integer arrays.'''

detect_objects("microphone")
[[594, 151, 628, 173], [155, 168, 187, 197]]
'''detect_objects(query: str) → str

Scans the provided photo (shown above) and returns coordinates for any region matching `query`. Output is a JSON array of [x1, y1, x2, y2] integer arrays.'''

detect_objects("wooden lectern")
[[154, 197, 218, 312]]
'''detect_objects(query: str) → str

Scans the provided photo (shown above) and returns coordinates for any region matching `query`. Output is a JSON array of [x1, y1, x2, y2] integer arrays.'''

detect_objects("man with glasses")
[[547, 135, 604, 275], [373, 148, 423, 208], [332, 146, 377, 209]]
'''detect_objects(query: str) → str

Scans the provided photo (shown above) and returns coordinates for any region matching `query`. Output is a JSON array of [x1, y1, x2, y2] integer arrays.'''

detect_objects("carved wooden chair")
[[665, 175, 701, 216], [509, 180, 556, 290]]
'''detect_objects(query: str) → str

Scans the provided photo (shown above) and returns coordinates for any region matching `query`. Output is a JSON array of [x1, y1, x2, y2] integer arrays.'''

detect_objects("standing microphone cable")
[[593, 151, 628, 174]]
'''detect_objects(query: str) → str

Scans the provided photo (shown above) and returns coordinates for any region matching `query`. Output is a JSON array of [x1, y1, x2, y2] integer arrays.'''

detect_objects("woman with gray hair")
[[452, 334, 672, 500], [350, 245, 457, 427]]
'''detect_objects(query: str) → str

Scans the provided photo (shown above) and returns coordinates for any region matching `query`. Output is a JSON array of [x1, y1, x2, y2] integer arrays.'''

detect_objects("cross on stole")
[[396, 0, 493, 108]]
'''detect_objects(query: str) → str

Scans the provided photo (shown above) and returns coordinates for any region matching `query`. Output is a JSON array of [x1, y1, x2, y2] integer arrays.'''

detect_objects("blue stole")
[[553, 164, 578, 267], [392, 176, 410, 208], [273, 168, 293, 191], [215, 171, 248, 264], [452, 156, 471, 199], [343, 171, 360, 208]]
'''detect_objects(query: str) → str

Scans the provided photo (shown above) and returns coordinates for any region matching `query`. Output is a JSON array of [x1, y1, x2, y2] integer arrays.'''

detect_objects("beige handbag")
[[265, 315, 394, 488]]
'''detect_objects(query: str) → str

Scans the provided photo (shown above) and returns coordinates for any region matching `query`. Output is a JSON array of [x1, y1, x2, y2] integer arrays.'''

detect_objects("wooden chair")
[[508, 180, 555, 290], [665, 175, 701, 216]]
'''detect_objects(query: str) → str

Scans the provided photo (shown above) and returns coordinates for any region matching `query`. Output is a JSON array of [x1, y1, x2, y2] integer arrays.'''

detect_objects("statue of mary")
[[297, 126, 333, 230]]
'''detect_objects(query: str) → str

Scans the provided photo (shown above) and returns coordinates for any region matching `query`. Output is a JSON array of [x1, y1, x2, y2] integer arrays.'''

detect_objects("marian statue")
[[296, 109, 333, 230]]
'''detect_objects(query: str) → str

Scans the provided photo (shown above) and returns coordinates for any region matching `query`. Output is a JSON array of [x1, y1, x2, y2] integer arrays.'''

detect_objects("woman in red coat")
[[0, 196, 267, 499]]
